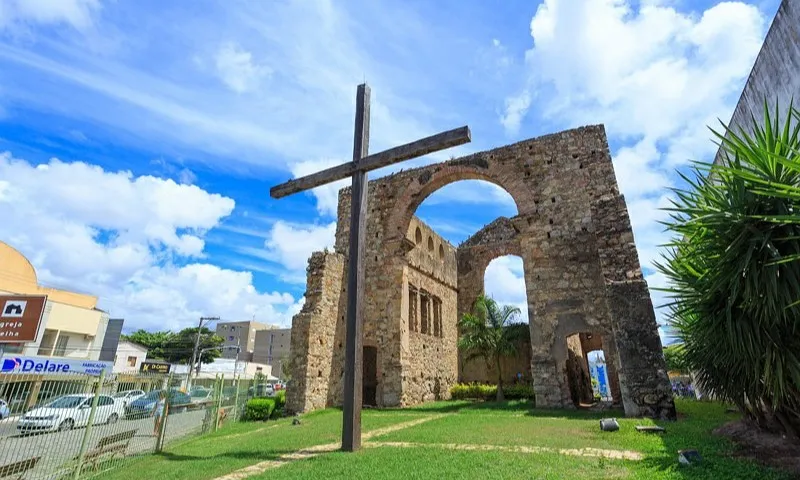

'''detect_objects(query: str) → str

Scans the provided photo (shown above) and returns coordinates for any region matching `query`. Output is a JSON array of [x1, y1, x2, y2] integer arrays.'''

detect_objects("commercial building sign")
[[0, 355, 112, 376], [0, 295, 47, 343], [140, 361, 171, 374]]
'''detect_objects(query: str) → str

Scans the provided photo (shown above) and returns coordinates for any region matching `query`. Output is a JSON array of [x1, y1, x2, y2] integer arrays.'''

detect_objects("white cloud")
[[484, 255, 529, 324], [289, 158, 349, 218], [234, 220, 337, 284], [0, 0, 101, 31], [214, 41, 271, 94], [0, 151, 300, 330], [505, 0, 766, 320], [500, 90, 531, 134]]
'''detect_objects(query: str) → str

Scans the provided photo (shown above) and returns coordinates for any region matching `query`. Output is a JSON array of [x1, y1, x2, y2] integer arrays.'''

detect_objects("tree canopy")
[[122, 327, 224, 365]]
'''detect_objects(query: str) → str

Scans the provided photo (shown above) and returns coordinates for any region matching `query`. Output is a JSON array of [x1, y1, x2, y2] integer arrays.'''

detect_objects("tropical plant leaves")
[[654, 98, 800, 436]]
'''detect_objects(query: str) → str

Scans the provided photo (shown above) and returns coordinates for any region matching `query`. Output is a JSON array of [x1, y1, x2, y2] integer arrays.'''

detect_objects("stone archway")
[[286, 124, 676, 421]]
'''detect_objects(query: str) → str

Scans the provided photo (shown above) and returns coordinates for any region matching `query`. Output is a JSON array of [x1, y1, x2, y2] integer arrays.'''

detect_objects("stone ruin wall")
[[401, 218, 459, 403], [288, 124, 676, 419], [285, 251, 344, 413]]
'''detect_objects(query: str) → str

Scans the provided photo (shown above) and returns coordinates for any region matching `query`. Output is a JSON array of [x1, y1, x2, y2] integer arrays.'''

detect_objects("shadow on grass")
[[631, 400, 792, 480], [154, 449, 294, 463]]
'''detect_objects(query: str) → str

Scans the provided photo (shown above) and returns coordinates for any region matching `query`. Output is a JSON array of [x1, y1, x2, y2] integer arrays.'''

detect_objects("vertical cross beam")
[[342, 83, 370, 451]]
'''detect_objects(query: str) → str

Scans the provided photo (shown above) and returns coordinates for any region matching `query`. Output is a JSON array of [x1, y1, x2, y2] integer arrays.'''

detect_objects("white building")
[[113, 340, 149, 373]]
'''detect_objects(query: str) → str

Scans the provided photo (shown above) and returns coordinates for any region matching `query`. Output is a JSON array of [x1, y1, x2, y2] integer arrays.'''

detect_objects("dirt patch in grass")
[[714, 419, 800, 476], [367, 441, 644, 460]]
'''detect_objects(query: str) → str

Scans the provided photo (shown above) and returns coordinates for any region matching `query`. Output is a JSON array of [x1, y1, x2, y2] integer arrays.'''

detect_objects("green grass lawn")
[[95, 399, 792, 480], [94, 408, 428, 480]]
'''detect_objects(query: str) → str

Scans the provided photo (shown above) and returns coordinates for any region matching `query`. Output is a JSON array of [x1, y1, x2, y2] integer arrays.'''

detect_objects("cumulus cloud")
[[214, 41, 272, 94], [504, 0, 766, 325], [500, 90, 532, 134], [234, 220, 337, 284], [484, 255, 529, 324], [262, 221, 337, 283], [289, 158, 349, 218], [0, 152, 300, 330], [0, 0, 102, 31]]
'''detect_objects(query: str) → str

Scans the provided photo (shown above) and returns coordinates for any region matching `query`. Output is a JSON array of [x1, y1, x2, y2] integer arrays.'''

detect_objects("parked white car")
[[113, 390, 145, 406], [16, 394, 125, 433]]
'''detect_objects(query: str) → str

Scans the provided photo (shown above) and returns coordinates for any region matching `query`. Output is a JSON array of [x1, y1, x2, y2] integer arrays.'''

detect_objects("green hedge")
[[450, 383, 534, 401], [243, 398, 276, 421], [275, 390, 286, 409]]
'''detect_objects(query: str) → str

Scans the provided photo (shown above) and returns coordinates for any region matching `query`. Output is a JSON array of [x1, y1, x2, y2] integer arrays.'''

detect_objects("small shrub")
[[274, 390, 286, 409], [449, 383, 534, 401], [450, 383, 495, 400], [243, 398, 275, 421], [502, 384, 535, 400]]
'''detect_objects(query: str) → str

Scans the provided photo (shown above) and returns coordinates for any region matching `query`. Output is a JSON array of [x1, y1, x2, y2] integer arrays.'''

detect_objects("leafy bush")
[[274, 390, 286, 409], [502, 384, 535, 400], [656, 100, 800, 437], [450, 383, 534, 401], [243, 398, 275, 421]]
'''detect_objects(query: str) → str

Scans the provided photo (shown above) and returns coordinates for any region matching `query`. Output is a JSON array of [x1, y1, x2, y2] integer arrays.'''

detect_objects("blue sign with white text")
[[0, 355, 112, 376]]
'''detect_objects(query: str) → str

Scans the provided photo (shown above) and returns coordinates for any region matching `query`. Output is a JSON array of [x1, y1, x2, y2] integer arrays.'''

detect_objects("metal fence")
[[0, 370, 268, 480]]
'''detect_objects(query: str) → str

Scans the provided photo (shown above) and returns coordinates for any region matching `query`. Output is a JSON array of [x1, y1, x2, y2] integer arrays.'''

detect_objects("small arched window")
[[415, 227, 422, 244], [438, 244, 445, 260], [427, 236, 434, 252]]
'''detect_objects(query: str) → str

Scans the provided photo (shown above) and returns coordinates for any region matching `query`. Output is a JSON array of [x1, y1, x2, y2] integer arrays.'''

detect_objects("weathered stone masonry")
[[286, 124, 676, 420]]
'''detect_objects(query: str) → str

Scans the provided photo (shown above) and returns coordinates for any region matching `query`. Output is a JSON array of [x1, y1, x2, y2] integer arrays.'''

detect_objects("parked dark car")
[[125, 389, 192, 418]]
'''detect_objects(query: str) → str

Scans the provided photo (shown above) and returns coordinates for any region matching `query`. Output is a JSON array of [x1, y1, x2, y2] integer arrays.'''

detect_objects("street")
[[0, 409, 208, 480]]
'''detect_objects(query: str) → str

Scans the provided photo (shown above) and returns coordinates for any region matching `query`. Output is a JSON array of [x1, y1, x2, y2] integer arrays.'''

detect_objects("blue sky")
[[0, 0, 780, 338]]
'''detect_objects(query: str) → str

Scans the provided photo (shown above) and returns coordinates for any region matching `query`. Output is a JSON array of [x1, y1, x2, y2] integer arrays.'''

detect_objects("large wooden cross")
[[270, 83, 471, 452]]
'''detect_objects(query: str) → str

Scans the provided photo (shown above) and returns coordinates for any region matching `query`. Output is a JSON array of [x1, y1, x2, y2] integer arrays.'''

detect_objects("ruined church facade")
[[286, 125, 676, 420]]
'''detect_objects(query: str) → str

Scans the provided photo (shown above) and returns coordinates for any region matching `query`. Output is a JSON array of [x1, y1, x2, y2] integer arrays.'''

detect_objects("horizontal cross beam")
[[270, 126, 471, 199]]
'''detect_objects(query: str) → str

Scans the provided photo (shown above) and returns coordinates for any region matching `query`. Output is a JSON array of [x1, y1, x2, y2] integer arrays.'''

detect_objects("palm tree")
[[655, 99, 800, 438], [458, 294, 527, 401]]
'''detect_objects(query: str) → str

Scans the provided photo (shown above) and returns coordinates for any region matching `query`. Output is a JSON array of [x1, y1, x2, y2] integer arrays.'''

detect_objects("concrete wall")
[[716, 0, 800, 164]]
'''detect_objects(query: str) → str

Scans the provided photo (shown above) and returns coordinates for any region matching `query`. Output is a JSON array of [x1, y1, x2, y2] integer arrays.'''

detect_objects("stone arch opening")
[[387, 166, 524, 243], [562, 331, 621, 407], [458, 253, 531, 384]]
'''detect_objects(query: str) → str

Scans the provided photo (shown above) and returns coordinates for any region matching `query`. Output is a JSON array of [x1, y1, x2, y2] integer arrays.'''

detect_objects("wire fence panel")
[[0, 370, 264, 480]]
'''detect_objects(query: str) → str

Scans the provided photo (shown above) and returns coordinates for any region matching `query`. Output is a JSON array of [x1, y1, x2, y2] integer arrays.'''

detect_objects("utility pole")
[[231, 325, 242, 378], [188, 316, 219, 390]]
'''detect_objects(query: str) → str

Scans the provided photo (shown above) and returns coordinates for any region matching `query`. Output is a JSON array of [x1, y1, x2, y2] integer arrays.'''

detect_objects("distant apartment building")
[[215, 320, 269, 362], [253, 328, 291, 378], [0, 241, 123, 361], [215, 320, 291, 378]]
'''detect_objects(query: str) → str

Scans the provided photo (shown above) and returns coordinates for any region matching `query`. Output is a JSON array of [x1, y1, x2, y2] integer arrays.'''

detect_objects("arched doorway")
[[404, 179, 521, 402]]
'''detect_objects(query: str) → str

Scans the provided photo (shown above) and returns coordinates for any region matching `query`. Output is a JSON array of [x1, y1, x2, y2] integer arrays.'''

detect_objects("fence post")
[[215, 374, 224, 431], [155, 372, 173, 453], [74, 369, 106, 480], [232, 374, 240, 422]]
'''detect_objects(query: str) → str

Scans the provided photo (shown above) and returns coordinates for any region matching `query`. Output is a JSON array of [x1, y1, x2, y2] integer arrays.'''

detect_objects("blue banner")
[[0, 355, 112, 376]]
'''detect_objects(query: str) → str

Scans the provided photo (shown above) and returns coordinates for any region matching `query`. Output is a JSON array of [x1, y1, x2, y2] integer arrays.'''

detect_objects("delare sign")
[[0, 355, 112, 376], [0, 295, 47, 343]]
